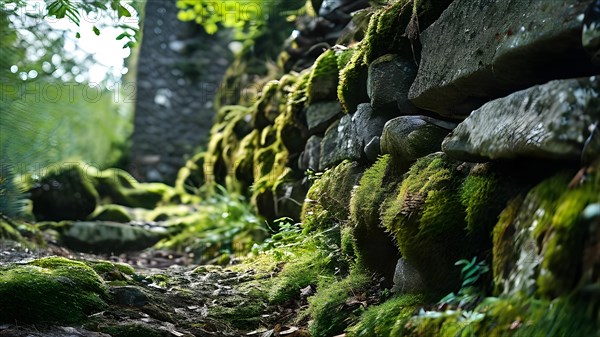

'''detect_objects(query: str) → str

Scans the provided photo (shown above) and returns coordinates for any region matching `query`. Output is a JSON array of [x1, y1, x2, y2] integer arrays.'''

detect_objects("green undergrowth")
[[307, 269, 373, 337], [0, 257, 108, 323], [346, 293, 427, 337], [154, 186, 267, 263]]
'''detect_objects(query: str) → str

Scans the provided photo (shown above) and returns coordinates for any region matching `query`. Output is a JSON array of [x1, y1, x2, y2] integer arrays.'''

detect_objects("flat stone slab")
[[305, 101, 343, 135], [319, 115, 362, 170], [442, 76, 600, 162], [409, 0, 597, 117], [367, 54, 419, 115]]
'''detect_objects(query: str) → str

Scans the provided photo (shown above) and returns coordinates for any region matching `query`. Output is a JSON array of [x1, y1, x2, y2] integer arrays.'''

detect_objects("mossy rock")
[[0, 257, 108, 323], [381, 153, 468, 292], [251, 80, 280, 129], [308, 270, 372, 337], [173, 151, 206, 199], [87, 204, 132, 223], [1, 217, 23, 242], [338, 47, 369, 113], [346, 293, 426, 337], [84, 260, 135, 281], [405, 293, 599, 337], [493, 169, 600, 298], [232, 130, 260, 192], [29, 163, 99, 221], [350, 155, 404, 278], [301, 161, 365, 232], [93, 169, 172, 209], [307, 49, 339, 103]]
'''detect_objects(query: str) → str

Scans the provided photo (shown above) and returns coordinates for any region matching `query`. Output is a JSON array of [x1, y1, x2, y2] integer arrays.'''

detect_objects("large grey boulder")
[[319, 115, 362, 170], [442, 76, 600, 162], [352, 103, 391, 157], [409, 0, 597, 117], [367, 54, 419, 115], [305, 101, 343, 135], [299, 135, 323, 171], [381, 116, 456, 165]]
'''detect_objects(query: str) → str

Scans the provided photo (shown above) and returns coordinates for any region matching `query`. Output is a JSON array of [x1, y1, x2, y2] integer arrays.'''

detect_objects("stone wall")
[[177, 0, 600, 334], [129, 1, 232, 183]]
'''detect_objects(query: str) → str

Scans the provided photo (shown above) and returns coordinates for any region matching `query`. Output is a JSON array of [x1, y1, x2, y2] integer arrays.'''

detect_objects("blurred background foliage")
[[1, 0, 143, 216]]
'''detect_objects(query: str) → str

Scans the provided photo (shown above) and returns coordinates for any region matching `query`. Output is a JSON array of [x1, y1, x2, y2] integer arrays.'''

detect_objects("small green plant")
[[251, 217, 303, 254], [439, 257, 489, 310], [305, 168, 325, 182]]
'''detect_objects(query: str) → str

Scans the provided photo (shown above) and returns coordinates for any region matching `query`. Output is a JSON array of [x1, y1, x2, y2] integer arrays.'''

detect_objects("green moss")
[[307, 49, 339, 103], [346, 294, 426, 337], [0, 218, 23, 242], [337, 46, 369, 113], [93, 168, 172, 209], [491, 197, 522, 295], [0, 257, 108, 323], [87, 204, 132, 223], [530, 172, 600, 297], [252, 80, 280, 129], [173, 151, 206, 202], [30, 163, 99, 221], [361, 1, 413, 65], [406, 294, 599, 337], [381, 153, 468, 292], [84, 260, 135, 281], [301, 161, 364, 232], [268, 247, 333, 303], [231, 130, 259, 192], [350, 155, 403, 275], [308, 270, 372, 337]]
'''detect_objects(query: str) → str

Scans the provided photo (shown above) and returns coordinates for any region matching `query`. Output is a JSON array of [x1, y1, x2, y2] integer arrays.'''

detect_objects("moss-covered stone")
[[307, 49, 339, 103], [405, 293, 599, 337], [494, 169, 600, 298], [87, 204, 132, 223], [30, 163, 99, 221], [252, 80, 280, 129], [84, 260, 136, 282], [301, 161, 365, 232], [308, 270, 372, 337], [346, 294, 426, 337], [173, 151, 206, 202], [350, 155, 403, 277], [381, 153, 469, 292], [93, 169, 172, 210], [338, 46, 369, 113], [0, 257, 108, 323]]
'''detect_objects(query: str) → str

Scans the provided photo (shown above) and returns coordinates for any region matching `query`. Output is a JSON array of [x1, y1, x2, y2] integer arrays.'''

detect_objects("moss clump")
[[301, 161, 364, 232], [382, 153, 469, 292], [173, 151, 205, 203], [1, 217, 23, 242], [30, 163, 99, 221], [307, 270, 372, 337], [346, 294, 426, 337], [84, 260, 135, 281], [232, 130, 259, 192], [87, 204, 132, 223], [0, 257, 108, 323], [491, 197, 522, 295], [307, 49, 339, 103], [350, 155, 403, 276], [338, 46, 369, 113], [93, 169, 171, 210], [406, 294, 599, 337]]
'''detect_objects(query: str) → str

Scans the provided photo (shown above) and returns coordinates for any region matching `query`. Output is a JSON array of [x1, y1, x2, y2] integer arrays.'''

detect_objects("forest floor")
[[0, 238, 314, 337]]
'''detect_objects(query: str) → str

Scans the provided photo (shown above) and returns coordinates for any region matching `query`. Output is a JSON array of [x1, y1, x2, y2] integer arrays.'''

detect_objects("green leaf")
[[123, 41, 135, 49], [75, 32, 81, 39], [117, 5, 132, 18], [92, 25, 100, 36], [115, 32, 129, 40]]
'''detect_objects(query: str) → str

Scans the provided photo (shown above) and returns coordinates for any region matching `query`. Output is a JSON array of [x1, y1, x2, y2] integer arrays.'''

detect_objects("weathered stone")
[[319, 115, 362, 170], [364, 136, 381, 163], [391, 258, 426, 294], [353, 103, 390, 151], [305, 101, 343, 134], [367, 54, 419, 114], [409, 0, 597, 117], [110, 286, 148, 307], [61, 221, 168, 254], [442, 77, 600, 162], [381, 116, 455, 165], [583, 0, 600, 65], [298, 135, 323, 171]]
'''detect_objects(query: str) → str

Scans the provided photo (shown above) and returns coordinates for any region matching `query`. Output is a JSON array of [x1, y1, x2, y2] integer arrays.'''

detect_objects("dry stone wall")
[[177, 0, 600, 333]]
